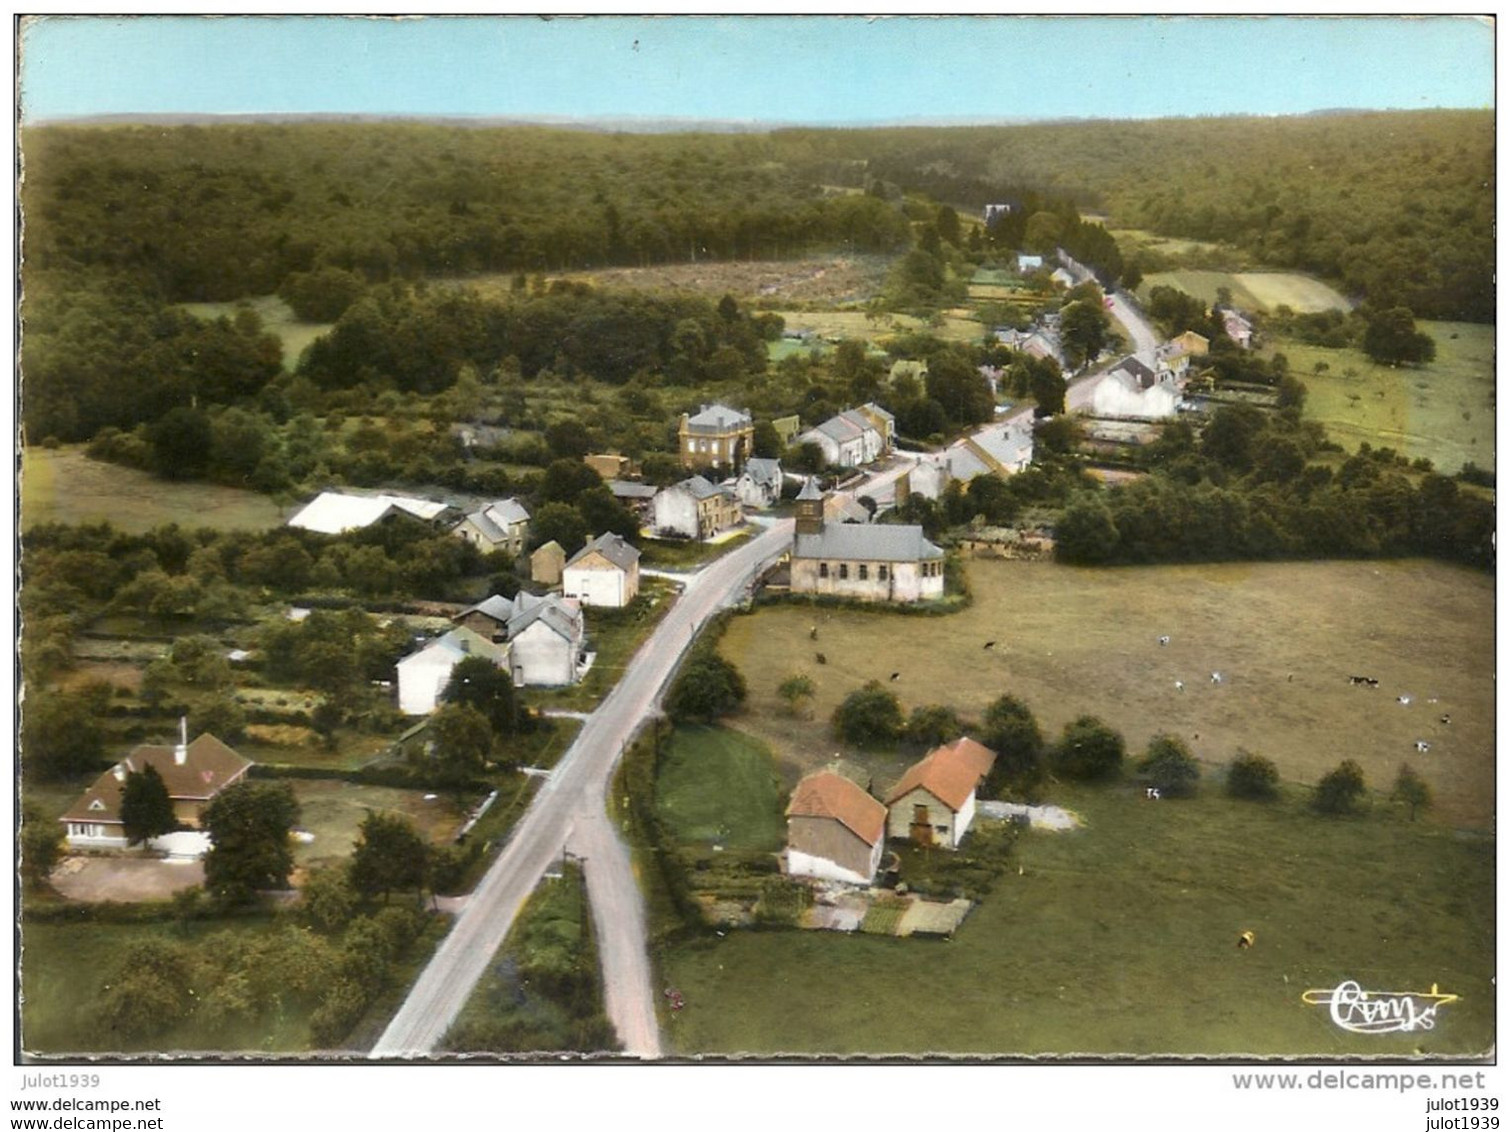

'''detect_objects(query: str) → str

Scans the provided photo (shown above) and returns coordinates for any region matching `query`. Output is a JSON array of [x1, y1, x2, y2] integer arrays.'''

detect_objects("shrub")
[[1051, 715, 1125, 782], [1138, 734, 1200, 798], [831, 681, 904, 748], [1226, 749, 1280, 801], [1391, 763, 1433, 822], [1314, 758, 1367, 815]]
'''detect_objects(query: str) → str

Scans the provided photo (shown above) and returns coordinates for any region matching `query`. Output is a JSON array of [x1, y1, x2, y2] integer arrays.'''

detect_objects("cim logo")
[[1302, 980, 1459, 1035]]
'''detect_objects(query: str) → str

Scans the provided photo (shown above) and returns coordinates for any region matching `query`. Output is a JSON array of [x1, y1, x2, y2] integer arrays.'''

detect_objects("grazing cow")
[[1210, 672, 1223, 684], [889, 672, 901, 682], [1367, 678, 1379, 687], [1440, 713, 1452, 726], [1145, 787, 1161, 800], [809, 625, 818, 641], [1414, 740, 1431, 753], [1174, 680, 1184, 692], [815, 652, 827, 665], [1158, 635, 1171, 646], [1349, 675, 1368, 686], [1397, 695, 1412, 706], [983, 640, 997, 650], [1237, 931, 1256, 950]]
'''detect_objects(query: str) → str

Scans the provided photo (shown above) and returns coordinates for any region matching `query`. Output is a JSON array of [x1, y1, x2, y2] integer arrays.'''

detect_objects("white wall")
[[564, 565, 628, 608], [396, 649, 458, 714], [510, 621, 578, 686], [652, 488, 699, 539], [786, 847, 876, 886]]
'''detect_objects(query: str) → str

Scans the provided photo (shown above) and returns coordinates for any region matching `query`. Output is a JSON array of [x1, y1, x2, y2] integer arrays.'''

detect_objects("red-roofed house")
[[59, 729, 253, 851], [784, 769, 889, 885], [884, 737, 997, 848]]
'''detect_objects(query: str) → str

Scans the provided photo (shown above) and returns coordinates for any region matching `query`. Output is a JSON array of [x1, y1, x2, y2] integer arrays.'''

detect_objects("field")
[[1271, 321, 1495, 474], [771, 308, 985, 344], [721, 558, 1494, 828], [658, 782, 1494, 1056], [446, 254, 896, 307], [289, 780, 476, 873], [654, 726, 785, 851], [177, 294, 333, 372], [1139, 270, 1351, 314], [1109, 227, 1241, 266], [22, 445, 284, 532]]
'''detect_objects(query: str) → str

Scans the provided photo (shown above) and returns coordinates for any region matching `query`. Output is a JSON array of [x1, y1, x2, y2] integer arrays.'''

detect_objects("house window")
[[819, 563, 829, 579], [838, 564, 849, 580], [858, 564, 868, 580], [878, 565, 888, 581]]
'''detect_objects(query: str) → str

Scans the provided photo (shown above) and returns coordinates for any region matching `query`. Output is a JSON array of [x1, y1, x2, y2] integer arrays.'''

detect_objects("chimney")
[[175, 716, 189, 766]]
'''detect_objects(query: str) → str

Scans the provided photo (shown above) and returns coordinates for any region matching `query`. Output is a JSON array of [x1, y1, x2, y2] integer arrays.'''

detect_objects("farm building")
[[396, 627, 508, 715], [678, 403, 755, 471], [789, 479, 944, 603], [652, 475, 743, 541], [531, 540, 567, 586], [453, 498, 530, 555], [884, 738, 997, 849], [287, 491, 452, 535], [61, 726, 253, 853], [563, 532, 641, 608], [784, 769, 889, 886], [732, 457, 784, 510]]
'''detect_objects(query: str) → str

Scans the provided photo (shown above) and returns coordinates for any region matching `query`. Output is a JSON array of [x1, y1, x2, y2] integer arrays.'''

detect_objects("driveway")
[[50, 856, 204, 902]]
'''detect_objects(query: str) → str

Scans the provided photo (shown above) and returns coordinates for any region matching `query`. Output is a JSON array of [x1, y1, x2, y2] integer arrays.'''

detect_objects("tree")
[[980, 694, 1045, 795], [349, 811, 431, 904], [23, 690, 107, 780], [831, 681, 904, 748], [545, 419, 593, 460], [443, 654, 521, 739], [1053, 496, 1121, 565], [20, 806, 63, 890], [1391, 763, 1433, 822], [1226, 749, 1280, 801], [202, 780, 300, 904], [1026, 359, 1068, 417], [1059, 299, 1111, 370], [905, 704, 961, 750], [531, 503, 588, 557], [1314, 758, 1367, 815], [301, 865, 359, 932], [120, 764, 179, 846], [776, 673, 815, 718], [146, 406, 214, 480], [99, 940, 198, 1042], [752, 419, 784, 460], [1052, 715, 1125, 782], [428, 703, 495, 780], [1137, 734, 1201, 797], [1362, 307, 1436, 365], [666, 652, 747, 723]]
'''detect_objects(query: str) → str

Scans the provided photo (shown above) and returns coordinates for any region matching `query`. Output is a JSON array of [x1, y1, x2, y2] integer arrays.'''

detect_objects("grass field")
[[290, 780, 476, 873], [22, 446, 284, 532], [1271, 321, 1495, 474], [654, 726, 785, 851], [177, 294, 333, 372], [1139, 270, 1351, 314], [722, 558, 1494, 829], [658, 782, 1494, 1056], [1110, 227, 1243, 267]]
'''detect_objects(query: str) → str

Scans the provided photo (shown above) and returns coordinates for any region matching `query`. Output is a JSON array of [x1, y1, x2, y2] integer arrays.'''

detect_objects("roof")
[[685, 403, 752, 432], [885, 738, 997, 811], [796, 476, 824, 502], [1112, 356, 1158, 386], [399, 626, 507, 669], [671, 474, 728, 502], [531, 539, 566, 560], [860, 401, 895, 425], [486, 498, 529, 526], [289, 491, 449, 534], [787, 770, 887, 848], [607, 479, 659, 501], [507, 593, 582, 642], [566, 531, 641, 572], [967, 421, 1034, 471], [808, 415, 866, 447], [458, 594, 516, 625], [61, 733, 252, 825], [793, 522, 943, 563], [741, 457, 783, 488]]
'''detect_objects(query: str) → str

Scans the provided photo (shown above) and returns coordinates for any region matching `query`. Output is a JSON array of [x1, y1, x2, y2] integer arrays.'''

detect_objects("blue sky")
[[18, 15, 1493, 125]]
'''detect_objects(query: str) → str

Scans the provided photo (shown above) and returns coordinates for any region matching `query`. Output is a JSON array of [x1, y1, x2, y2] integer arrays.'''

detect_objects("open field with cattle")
[[657, 779, 1493, 1056], [1273, 321, 1495, 474], [1139, 269, 1351, 314], [720, 558, 1494, 828], [22, 445, 285, 533]]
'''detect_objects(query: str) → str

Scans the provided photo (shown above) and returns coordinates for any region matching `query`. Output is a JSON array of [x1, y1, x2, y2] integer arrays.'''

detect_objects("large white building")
[[562, 532, 641, 609], [788, 479, 945, 603], [287, 491, 451, 535]]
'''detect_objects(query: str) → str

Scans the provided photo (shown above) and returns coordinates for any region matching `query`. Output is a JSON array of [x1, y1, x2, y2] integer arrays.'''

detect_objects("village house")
[[651, 475, 743, 540], [453, 593, 516, 642], [562, 532, 641, 608], [942, 414, 1036, 485], [396, 626, 509, 715], [884, 738, 997, 849], [770, 414, 803, 449], [530, 540, 567, 586], [983, 202, 1013, 225], [732, 457, 784, 510], [584, 452, 634, 480], [450, 591, 585, 686], [606, 479, 659, 520], [453, 498, 530, 556], [1017, 253, 1044, 273], [898, 452, 953, 503], [789, 479, 945, 603], [61, 727, 253, 852], [287, 490, 452, 535], [1094, 355, 1180, 419], [784, 769, 889, 886], [677, 403, 755, 471], [797, 404, 894, 468], [1219, 308, 1255, 349]]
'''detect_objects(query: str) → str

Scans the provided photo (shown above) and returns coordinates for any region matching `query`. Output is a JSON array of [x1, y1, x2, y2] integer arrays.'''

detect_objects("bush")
[[1225, 749, 1280, 801], [1051, 715, 1125, 782], [665, 651, 747, 724], [1314, 758, 1367, 815], [1137, 734, 1200, 797], [831, 681, 904, 748]]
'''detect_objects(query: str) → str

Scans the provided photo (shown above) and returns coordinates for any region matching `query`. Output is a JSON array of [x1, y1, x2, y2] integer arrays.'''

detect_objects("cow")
[[1439, 713, 1452, 726], [1174, 680, 1185, 692], [1158, 635, 1171, 646], [815, 652, 827, 665], [1414, 740, 1431, 754], [1237, 931, 1256, 950], [1397, 694, 1412, 706], [1145, 787, 1161, 800], [1210, 672, 1223, 684]]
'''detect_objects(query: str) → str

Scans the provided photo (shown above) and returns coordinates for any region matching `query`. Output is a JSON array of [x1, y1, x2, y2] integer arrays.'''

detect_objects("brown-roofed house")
[[884, 737, 997, 849], [60, 729, 253, 851], [785, 769, 889, 885]]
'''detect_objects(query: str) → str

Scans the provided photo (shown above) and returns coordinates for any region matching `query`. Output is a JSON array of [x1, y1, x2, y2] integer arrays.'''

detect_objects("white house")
[[505, 593, 585, 687], [453, 498, 530, 555], [396, 627, 508, 715], [651, 475, 742, 540], [784, 770, 888, 886], [562, 532, 641, 608], [288, 491, 451, 534], [732, 457, 783, 509], [798, 405, 893, 468], [1093, 356, 1179, 419], [884, 738, 997, 849]]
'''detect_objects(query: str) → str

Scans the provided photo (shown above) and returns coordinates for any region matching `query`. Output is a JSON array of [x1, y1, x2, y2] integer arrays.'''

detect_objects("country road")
[[370, 517, 795, 1059]]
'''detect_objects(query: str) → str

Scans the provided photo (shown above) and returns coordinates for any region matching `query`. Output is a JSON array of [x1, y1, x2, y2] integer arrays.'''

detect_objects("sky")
[[17, 14, 1496, 126]]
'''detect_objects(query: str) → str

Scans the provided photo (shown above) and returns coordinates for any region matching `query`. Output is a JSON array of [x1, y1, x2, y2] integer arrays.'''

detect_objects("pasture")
[[720, 558, 1494, 828], [1139, 270, 1350, 314], [177, 294, 333, 372], [22, 445, 284, 533], [659, 781, 1494, 1056], [1272, 321, 1495, 474], [654, 726, 785, 851]]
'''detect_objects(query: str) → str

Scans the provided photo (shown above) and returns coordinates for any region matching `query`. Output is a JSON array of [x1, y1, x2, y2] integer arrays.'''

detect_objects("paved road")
[[371, 518, 795, 1059], [1107, 288, 1159, 365]]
